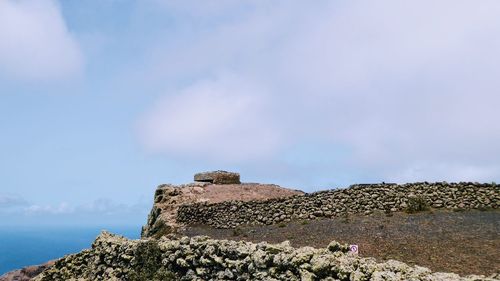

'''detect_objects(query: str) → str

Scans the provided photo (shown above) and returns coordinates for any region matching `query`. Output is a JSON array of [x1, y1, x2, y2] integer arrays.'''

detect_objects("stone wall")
[[34, 232, 499, 281], [177, 182, 499, 228], [142, 182, 302, 238]]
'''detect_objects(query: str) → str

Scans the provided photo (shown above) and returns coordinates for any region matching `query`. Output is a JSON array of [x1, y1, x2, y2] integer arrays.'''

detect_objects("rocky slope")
[[34, 231, 499, 281], [0, 262, 54, 281]]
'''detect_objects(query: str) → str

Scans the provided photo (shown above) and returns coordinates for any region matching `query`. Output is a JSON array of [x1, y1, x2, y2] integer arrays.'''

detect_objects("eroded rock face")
[[194, 171, 241, 184], [34, 231, 499, 281], [141, 182, 210, 238], [141, 182, 303, 238]]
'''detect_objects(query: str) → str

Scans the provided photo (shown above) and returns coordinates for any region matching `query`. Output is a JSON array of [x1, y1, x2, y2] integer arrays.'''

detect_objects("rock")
[[194, 170, 241, 184], [32, 232, 500, 281], [327, 241, 350, 253]]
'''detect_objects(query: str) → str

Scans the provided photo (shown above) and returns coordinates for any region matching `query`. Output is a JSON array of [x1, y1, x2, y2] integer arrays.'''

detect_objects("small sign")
[[349, 244, 359, 254]]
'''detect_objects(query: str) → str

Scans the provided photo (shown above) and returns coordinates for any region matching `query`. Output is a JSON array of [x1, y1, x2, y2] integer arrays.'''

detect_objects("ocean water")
[[0, 226, 141, 275]]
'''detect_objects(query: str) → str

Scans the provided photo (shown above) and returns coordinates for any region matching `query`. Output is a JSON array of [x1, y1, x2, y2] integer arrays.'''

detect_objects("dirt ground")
[[197, 183, 303, 203], [181, 209, 500, 276]]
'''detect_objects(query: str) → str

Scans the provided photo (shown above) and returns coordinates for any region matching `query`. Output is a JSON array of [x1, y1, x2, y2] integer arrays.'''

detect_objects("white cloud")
[[0, 194, 28, 209], [76, 198, 148, 216], [0, 0, 83, 81], [152, 0, 258, 19], [281, 0, 500, 182], [0, 194, 147, 216], [0, 196, 150, 225], [22, 198, 149, 217], [24, 202, 73, 215], [138, 0, 500, 184], [139, 75, 282, 162], [395, 163, 500, 183]]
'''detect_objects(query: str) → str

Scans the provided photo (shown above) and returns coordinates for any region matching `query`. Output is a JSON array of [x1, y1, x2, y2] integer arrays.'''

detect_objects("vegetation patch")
[[405, 195, 430, 213]]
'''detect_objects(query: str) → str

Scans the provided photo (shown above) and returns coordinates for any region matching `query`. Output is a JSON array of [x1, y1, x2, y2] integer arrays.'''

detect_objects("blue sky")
[[1, 0, 499, 226]]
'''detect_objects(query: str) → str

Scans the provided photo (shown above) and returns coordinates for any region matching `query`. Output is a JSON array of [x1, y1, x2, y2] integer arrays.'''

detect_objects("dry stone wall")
[[34, 232, 499, 281], [142, 182, 302, 238], [177, 182, 499, 228]]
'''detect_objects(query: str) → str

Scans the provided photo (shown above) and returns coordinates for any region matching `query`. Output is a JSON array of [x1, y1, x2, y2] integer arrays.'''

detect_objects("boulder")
[[194, 171, 240, 184]]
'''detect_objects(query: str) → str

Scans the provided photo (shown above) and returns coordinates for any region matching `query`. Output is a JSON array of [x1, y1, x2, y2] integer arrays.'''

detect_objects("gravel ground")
[[181, 209, 500, 276]]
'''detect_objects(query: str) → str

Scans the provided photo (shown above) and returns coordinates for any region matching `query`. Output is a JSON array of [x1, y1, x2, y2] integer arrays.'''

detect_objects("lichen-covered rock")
[[34, 231, 499, 281]]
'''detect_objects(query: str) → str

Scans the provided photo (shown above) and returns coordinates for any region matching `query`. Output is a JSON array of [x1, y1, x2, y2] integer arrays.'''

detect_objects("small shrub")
[[384, 206, 393, 217], [478, 205, 492, 212], [340, 213, 350, 223], [232, 227, 243, 236], [151, 225, 171, 239], [300, 220, 309, 225], [278, 222, 287, 228], [405, 195, 430, 213]]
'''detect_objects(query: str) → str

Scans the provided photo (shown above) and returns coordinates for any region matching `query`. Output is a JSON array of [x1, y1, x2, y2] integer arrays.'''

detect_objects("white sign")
[[349, 244, 359, 254]]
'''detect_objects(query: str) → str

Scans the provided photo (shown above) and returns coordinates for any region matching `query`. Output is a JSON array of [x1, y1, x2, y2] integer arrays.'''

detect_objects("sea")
[[0, 225, 141, 275]]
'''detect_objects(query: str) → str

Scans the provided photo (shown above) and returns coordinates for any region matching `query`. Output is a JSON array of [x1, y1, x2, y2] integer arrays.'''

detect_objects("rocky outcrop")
[[34, 231, 499, 281], [194, 171, 240, 184], [177, 182, 500, 228], [142, 182, 303, 238], [0, 262, 54, 281]]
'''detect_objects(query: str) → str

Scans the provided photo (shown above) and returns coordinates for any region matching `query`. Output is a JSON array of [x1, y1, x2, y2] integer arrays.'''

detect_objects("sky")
[[1, 0, 499, 226]]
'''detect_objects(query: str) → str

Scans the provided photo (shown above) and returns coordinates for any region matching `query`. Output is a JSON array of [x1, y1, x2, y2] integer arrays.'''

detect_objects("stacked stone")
[[177, 182, 499, 229], [34, 232, 499, 281], [194, 170, 241, 184]]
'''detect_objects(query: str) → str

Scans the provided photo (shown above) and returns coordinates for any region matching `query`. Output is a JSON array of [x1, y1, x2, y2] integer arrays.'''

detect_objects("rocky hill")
[[2, 172, 499, 280]]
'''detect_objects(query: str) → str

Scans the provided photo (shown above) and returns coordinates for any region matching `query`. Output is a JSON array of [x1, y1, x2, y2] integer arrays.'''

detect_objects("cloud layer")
[[0, 0, 83, 81], [138, 0, 500, 184], [139, 75, 282, 162], [23, 198, 148, 216], [0, 194, 28, 209], [0, 194, 149, 226]]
